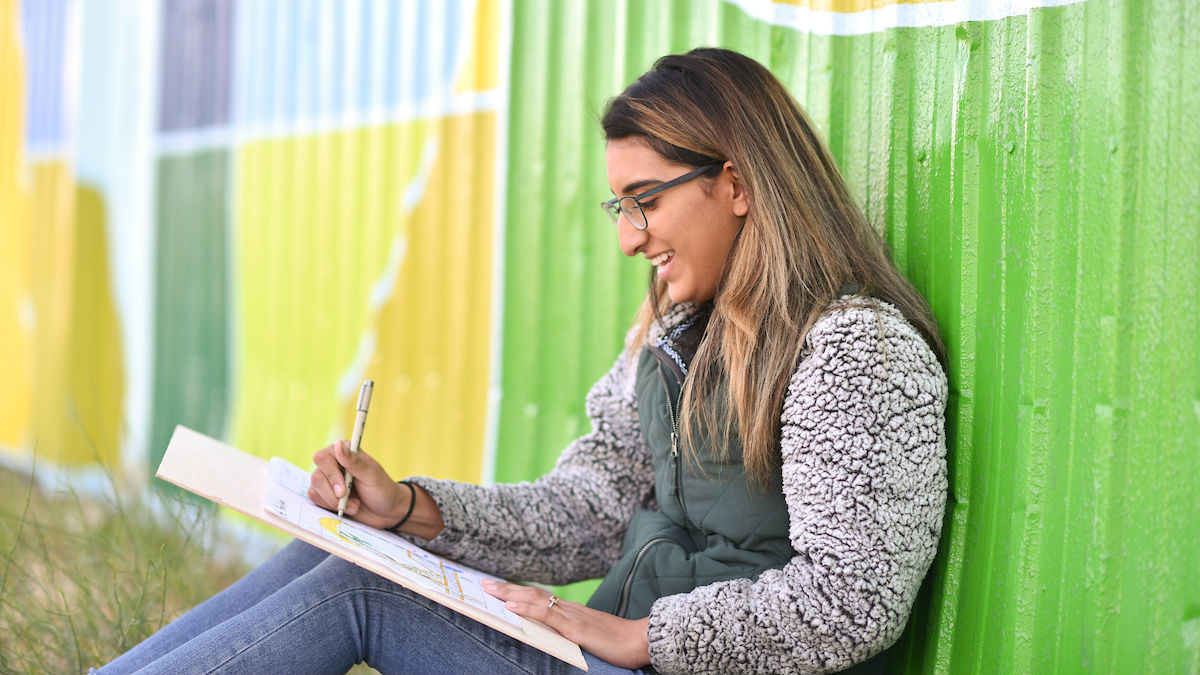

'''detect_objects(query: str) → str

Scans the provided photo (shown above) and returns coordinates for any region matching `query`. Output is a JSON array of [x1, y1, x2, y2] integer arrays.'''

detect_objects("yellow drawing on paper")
[[317, 516, 441, 584], [315, 516, 488, 604], [318, 516, 345, 537], [264, 456, 516, 624]]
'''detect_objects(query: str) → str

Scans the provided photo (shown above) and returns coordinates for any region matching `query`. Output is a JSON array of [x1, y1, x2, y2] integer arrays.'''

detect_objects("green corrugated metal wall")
[[498, 0, 1200, 672], [5, 0, 1197, 671]]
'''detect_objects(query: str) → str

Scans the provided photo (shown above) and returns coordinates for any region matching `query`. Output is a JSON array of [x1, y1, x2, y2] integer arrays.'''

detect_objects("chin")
[[666, 286, 689, 304]]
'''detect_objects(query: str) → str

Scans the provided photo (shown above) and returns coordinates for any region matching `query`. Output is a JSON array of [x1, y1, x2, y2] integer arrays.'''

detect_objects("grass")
[[0, 465, 250, 674]]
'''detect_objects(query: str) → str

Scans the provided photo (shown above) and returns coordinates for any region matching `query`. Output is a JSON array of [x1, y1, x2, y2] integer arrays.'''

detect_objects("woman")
[[98, 47, 947, 675]]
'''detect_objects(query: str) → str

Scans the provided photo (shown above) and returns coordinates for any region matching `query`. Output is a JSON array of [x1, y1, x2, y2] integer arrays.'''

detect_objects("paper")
[[156, 425, 586, 670], [264, 457, 521, 626]]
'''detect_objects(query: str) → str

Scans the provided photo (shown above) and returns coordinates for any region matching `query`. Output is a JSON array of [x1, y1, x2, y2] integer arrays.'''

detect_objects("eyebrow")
[[615, 177, 666, 196]]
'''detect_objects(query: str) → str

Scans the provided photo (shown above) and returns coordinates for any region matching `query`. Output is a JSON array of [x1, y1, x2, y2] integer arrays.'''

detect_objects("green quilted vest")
[[587, 314, 794, 619]]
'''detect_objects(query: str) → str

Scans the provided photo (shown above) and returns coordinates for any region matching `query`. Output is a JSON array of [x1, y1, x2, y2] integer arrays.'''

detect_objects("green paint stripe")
[[149, 152, 231, 475]]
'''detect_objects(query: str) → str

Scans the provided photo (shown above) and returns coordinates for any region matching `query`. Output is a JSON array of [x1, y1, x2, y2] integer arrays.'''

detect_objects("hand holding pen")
[[338, 379, 373, 520], [307, 396, 447, 538]]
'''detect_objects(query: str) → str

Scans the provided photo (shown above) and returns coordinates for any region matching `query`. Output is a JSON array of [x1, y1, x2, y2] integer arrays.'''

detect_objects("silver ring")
[[547, 594, 560, 609]]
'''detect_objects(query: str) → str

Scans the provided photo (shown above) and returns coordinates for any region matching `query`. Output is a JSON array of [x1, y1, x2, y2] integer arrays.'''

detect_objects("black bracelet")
[[390, 481, 417, 532]]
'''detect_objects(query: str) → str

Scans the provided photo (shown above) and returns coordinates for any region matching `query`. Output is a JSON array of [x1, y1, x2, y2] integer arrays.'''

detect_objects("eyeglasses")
[[601, 163, 722, 230]]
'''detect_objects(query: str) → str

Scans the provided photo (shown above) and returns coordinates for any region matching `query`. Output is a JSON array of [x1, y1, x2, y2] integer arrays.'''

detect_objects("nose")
[[616, 212, 648, 257]]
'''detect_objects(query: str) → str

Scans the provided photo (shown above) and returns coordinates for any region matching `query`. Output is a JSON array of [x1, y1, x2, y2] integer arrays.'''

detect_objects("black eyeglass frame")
[[601, 163, 723, 230]]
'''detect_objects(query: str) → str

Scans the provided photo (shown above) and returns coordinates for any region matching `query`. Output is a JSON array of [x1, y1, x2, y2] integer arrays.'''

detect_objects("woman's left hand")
[[481, 580, 651, 670]]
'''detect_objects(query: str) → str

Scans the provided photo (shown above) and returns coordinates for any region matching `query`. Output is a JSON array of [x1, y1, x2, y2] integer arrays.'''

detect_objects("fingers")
[[309, 441, 348, 509], [481, 581, 565, 622], [310, 441, 400, 523], [483, 582, 651, 669], [333, 440, 392, 487]]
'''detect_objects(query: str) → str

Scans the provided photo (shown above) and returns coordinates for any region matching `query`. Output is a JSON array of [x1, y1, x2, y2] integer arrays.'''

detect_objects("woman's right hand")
[[309, 441, 410, 530]]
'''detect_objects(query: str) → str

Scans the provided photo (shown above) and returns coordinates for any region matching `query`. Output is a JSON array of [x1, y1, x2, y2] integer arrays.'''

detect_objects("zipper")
[[616, 536, 671, 618], [656, 362, 694, 530]]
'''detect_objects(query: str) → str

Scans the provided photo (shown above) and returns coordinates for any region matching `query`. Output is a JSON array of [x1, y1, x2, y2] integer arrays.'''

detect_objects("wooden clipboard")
[[156, 425, 587, 670]]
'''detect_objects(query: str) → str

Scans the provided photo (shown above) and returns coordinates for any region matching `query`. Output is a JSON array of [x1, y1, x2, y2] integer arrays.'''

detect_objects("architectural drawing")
[[264, 457, 520, 626]]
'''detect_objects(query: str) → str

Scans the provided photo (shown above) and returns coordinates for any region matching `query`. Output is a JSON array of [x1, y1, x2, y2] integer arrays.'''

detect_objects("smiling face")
[[605, 137, 747, 304]]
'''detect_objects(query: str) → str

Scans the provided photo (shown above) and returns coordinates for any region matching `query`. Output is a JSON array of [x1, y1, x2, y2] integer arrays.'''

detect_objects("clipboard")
[[155, 424, 587, 670]]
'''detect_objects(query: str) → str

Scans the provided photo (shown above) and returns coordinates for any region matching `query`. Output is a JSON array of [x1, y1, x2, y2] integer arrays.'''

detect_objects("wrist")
[[631, 617, 651, 667], [389, 481, 417, 532], [389, 480, 446, 540]]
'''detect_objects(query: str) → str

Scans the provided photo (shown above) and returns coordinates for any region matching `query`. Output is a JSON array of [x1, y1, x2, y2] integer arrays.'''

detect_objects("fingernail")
[[334, 484, 343, 497], [505, 601, 518, 609]]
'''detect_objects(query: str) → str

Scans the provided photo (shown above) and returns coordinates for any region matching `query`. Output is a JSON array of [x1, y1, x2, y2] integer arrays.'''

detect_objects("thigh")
[[317, 558, 643, 675], [132, 554, 633, 675]]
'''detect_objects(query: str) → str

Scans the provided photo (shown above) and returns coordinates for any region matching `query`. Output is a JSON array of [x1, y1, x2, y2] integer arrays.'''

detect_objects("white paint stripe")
[[724, 0, 1089, 36], [480, 0, 512, 487], [115, 0, 161, 483], [154, 90, 502, 156], [22, 144, 68, 162], [399, 137, 440, 215], [336, 332, 380, 402], [334, 136, 438, 401]]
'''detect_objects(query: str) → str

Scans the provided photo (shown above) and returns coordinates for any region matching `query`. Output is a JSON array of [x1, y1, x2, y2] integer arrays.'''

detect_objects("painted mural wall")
[[3, 0, 504, 485], [2, 0, 1197, 673]]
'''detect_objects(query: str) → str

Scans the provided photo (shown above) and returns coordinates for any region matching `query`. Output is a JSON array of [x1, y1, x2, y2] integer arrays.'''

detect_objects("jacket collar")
[[647, 302, 712, 385]]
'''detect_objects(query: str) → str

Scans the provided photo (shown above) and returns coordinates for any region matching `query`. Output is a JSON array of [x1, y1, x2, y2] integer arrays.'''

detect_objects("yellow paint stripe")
[[353, 110, 496, 483], [454, 0, 500, 94], [229, 119, 431, 469], [229, 111, 496, 486], [24, 165, 124, 465], [0, 0, 33, 450]]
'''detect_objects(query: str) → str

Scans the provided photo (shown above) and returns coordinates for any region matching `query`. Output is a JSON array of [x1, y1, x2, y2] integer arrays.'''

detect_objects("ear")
[[724, 161, 749, 218]]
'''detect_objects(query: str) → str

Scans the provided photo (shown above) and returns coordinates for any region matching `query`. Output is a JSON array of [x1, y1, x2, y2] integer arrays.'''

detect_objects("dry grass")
[[0, 466, 250, 674]]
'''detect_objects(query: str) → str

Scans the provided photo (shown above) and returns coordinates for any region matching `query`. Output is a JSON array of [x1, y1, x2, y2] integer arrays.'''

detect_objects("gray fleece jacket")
[[407, 297, 947, 674]]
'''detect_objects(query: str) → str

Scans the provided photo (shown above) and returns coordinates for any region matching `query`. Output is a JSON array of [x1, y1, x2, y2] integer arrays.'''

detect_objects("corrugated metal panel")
[[157, 0, 231, 131], [494, 0, 774, 482], [5, 1, 504, 481], [18, 0, 68, 151], [147, 0, 233, 471], [149, 151, 231, 470], [496, 0, 645, 483], [2, 0, 125, 467], [0, 0, 32, 448], [150, 0, 502, 484], [500, 0, 1200, 670], [2, 0, 1197, 669]]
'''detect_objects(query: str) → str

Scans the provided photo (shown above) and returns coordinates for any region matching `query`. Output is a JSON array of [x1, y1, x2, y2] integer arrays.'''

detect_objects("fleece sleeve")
[[645, 302, 948, 675], [403, 347, 657, 584]]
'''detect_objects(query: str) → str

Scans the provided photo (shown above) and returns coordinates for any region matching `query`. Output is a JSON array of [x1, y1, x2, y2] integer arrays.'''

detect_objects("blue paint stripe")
[[232, 0, 474, 127], [20, 0, 69, 147]]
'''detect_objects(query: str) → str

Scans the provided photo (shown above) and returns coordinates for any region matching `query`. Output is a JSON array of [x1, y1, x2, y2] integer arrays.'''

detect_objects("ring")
[[547, 594, 560, 609]]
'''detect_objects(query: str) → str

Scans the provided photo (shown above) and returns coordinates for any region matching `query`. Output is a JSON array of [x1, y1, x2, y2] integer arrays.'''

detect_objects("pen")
[[338, 379, 373, 520]]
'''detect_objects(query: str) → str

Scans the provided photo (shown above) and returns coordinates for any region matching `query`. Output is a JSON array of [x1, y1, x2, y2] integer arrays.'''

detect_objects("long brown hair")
[[603, 48, 946, 488]]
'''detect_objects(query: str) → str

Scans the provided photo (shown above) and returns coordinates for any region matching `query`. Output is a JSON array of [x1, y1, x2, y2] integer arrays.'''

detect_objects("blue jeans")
[[96, 540, 644, 675]]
